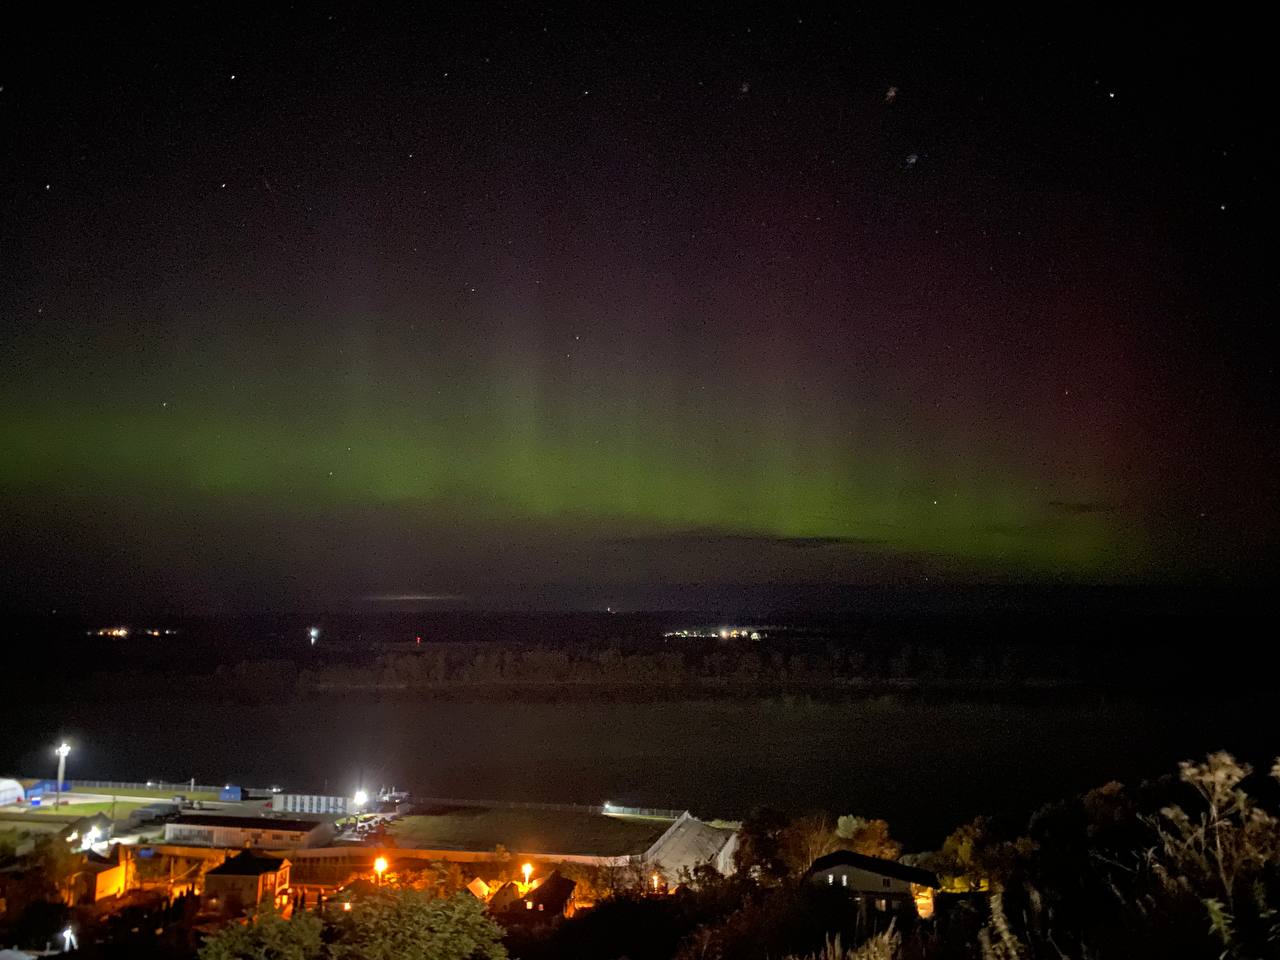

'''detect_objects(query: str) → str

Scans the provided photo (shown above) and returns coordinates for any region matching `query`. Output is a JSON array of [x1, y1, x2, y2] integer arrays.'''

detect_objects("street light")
[[521, 862, 533, 889], [374, 856, 387, 885], [353, 789, 368, 809], [54, 743, 70, 809]]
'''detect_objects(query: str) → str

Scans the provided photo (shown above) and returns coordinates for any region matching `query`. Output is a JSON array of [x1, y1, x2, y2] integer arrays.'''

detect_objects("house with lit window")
[[498, 870, 577, 919], [204, 851, 292, 914], [804, 850, 939, 918]]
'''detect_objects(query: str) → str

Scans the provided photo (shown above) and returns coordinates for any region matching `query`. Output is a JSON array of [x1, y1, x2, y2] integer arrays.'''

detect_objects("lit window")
[[827, 874, 834, 885], [841, 874, 848, 887], [526, 901, 534, 910]]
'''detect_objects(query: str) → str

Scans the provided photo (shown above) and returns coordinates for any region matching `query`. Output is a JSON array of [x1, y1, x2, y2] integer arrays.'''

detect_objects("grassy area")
[[17, 800, 152, 820], [389, 806, 671, 857], [72, 786, 221, 801]]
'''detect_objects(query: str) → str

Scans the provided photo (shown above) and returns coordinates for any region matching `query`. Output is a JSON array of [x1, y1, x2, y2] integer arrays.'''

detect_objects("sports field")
[[389, 805, 671, 857]]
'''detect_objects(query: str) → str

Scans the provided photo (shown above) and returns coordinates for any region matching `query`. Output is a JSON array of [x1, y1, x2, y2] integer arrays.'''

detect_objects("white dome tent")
[[0, 778, 25, 806]]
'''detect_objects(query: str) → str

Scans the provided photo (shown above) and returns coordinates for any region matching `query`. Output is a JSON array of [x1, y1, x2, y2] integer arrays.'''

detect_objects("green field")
[[389, 807, 671, 857], [18, 800, 152, 819], [71, 786, 221, 801]]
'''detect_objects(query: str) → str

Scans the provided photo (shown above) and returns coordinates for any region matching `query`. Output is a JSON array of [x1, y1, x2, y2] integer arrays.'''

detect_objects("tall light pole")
[[54, 743, 70, 809]]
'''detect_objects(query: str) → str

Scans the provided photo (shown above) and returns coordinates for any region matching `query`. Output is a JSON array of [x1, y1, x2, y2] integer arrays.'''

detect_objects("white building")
[[642, 811, 739, 877], [163, 814, 334, 849], [805, 850, 939, 917], [270, 793, 351, 815], [0, 779, 25, 806]]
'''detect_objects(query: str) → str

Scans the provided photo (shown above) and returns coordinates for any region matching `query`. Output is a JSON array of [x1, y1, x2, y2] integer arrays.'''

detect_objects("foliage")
[[835, 817, 902, 862], [197, 892, 504, 960], [928, 816, 1030, 892], [327, 889, 506, 960], [734, 807, 793, 883], [783, 815, 843, 877], [1146, 752, 1280, 959], [198, 905, 323, 960], [784, 927, 900, 960], [970, 751, 1280, 960]]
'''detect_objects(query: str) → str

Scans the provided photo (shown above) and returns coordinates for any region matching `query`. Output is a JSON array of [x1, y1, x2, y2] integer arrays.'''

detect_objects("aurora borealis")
[[1, 8, 1273, 611]]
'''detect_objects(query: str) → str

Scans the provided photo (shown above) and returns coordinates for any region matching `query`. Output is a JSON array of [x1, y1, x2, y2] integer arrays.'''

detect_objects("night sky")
[[2, 7, 1274, 612]]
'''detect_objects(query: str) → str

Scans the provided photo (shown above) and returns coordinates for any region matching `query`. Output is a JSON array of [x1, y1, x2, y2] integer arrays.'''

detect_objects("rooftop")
[[170, 814, 325, 833], [807, 850, 939, 888], [643, 811, 735, 873], [207, 851, 288, 876]]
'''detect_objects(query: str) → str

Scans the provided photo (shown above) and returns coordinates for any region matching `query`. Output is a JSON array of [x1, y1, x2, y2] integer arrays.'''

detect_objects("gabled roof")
[[525, 871, 575, 909], [206, 851, 288, 876], [806, 850, 939, 888], [643, 811, 736, 873]]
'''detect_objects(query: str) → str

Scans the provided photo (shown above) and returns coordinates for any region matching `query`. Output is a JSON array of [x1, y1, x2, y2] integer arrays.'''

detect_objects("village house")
[[203, 851, 292, 914], [805, 850, 939, 918]]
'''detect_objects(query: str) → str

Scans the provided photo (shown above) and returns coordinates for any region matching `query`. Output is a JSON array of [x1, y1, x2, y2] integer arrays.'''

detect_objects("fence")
[[71, 779, 271, 795], [411, 795, 685, 820], [68, 782, 686, 819]]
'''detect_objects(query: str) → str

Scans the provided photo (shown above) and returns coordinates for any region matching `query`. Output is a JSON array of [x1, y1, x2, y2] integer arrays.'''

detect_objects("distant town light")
[[374, 855, 388, 876], [342, 901, 352, 911], [354, 790, 368, 808]]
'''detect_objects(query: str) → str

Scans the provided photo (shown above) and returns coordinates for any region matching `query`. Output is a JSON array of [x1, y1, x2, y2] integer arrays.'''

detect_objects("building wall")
[[811, 865, 914, 898], [205, 864, 290, 909], [272, 793, 350, 815], [91, 865, 125, 901], [164, 822, 330, 848]]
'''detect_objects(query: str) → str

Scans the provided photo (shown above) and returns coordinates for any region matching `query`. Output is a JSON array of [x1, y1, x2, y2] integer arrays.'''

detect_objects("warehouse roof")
[[642, 811, 736, 874], [170, 814, 323, 832], [207, 851, 288, 876]]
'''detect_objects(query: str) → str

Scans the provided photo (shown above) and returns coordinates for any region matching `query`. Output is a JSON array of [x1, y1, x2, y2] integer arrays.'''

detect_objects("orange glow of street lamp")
[[521, 862, 533, 887], [374, 856, 388, 883], [652, 872, 660, 892]]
